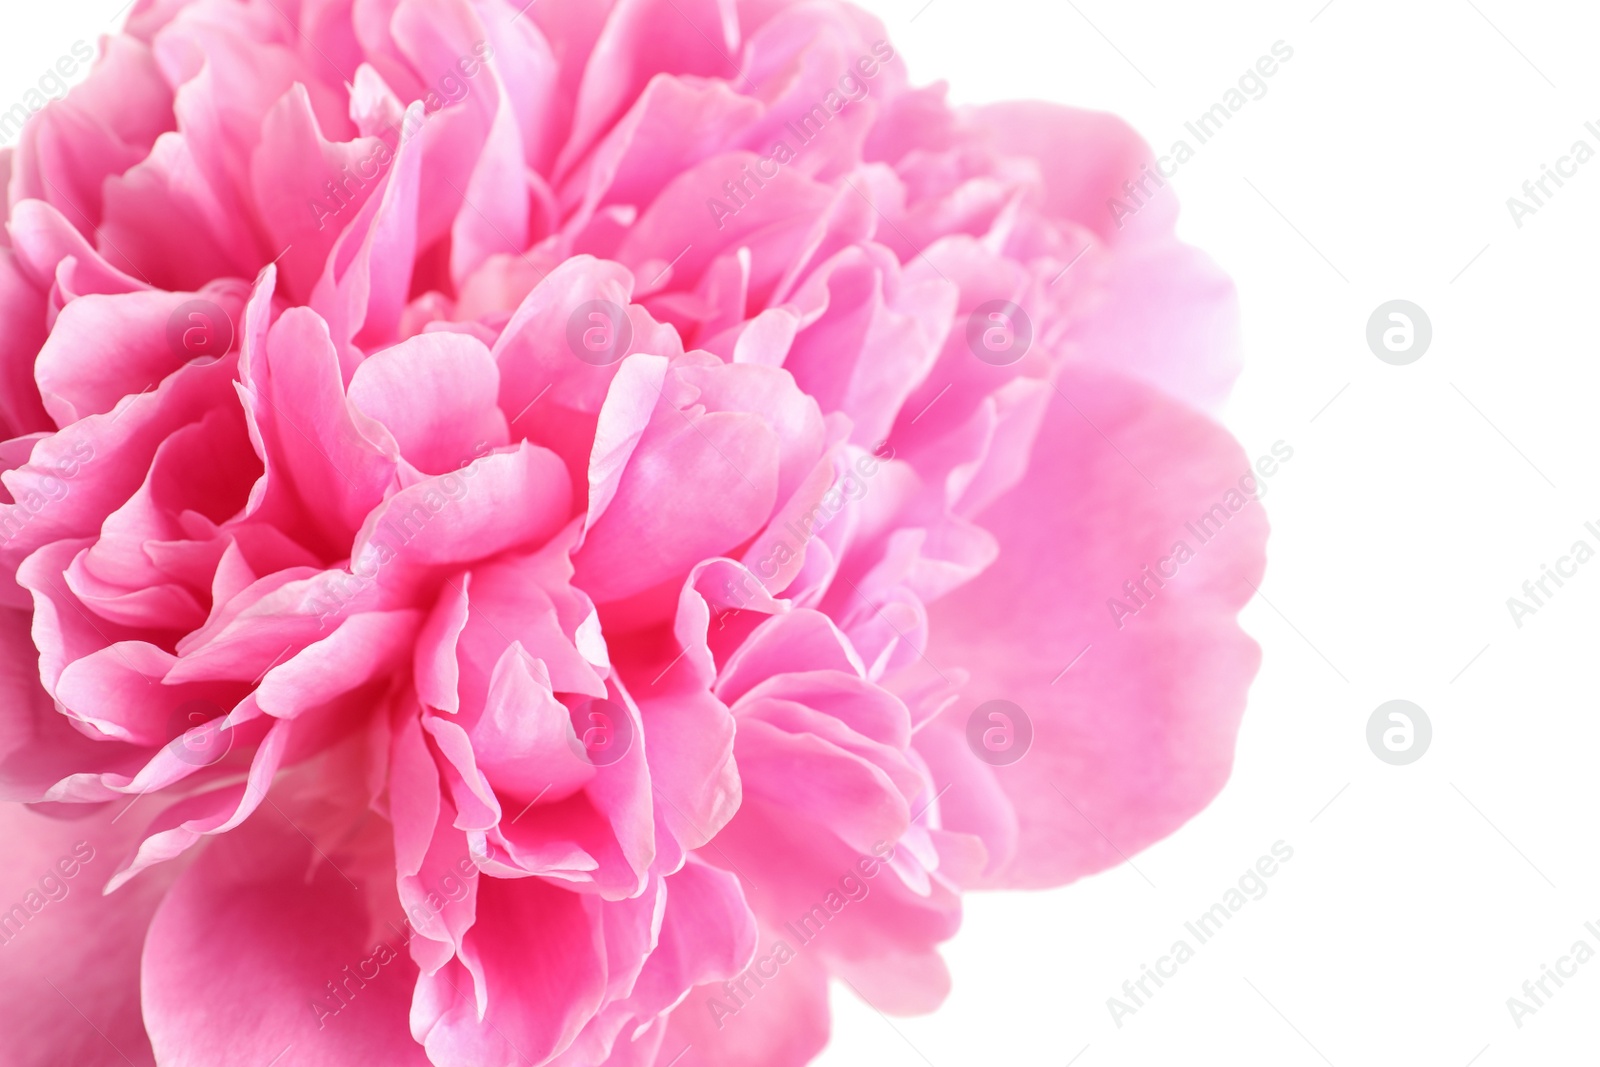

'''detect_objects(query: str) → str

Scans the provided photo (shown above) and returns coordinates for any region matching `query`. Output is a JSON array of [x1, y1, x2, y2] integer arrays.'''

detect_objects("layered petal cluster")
[[0, 1, 1266, 1065]]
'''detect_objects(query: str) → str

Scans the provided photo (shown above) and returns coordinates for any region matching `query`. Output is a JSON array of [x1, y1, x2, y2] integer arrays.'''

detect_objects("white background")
[[5, 3, 1599, 1065]]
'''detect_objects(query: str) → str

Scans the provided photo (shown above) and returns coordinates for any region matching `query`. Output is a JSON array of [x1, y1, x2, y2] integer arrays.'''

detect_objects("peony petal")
[[347, 331, 509, 475], [923, 366, 1266, 887], [0, 804, 175, 1067], [142, 815, 432, 1066]]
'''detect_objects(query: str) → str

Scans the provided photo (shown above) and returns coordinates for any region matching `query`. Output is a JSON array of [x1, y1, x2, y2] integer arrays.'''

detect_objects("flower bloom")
[[0, 1, 1265, 1065]]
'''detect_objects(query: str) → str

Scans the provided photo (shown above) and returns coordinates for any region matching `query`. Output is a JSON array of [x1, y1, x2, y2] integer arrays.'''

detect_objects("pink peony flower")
[[0, 1, 1265, 1065]]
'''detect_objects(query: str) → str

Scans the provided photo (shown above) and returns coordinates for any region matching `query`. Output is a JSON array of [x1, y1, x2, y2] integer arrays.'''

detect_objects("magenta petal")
[[925, 367, 1266, 888], [142, 816, 432, 1066], [414, 874, 606, 1066], [666, 927, 831, 1067], [347, 331, 509, 475], [0, 809, 166, 1066]]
